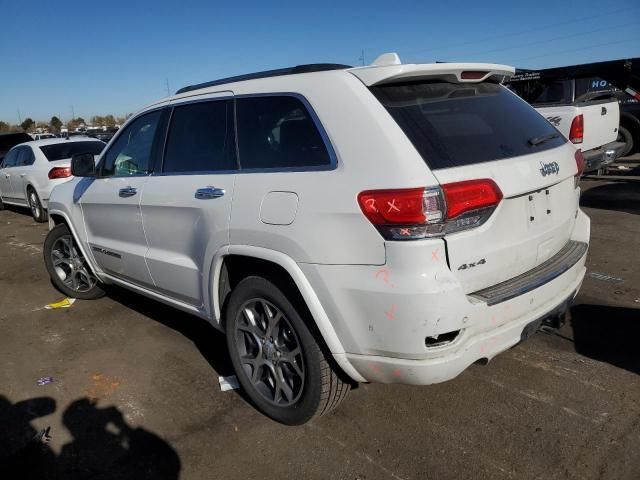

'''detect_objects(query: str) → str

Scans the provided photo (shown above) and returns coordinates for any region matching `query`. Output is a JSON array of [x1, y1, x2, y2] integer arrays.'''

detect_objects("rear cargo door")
[[370, 80, 581, 293]]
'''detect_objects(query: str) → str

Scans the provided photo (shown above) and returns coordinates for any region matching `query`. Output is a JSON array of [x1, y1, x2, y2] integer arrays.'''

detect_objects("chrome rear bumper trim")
[[470, 240, 588, 306]]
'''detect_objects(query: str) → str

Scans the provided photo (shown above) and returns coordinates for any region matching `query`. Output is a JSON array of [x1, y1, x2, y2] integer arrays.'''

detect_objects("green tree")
[[0, 121, 10, 132], [20, 118, 35, 132], [103, 114, 116, 127], [50, 116, 63, 132]]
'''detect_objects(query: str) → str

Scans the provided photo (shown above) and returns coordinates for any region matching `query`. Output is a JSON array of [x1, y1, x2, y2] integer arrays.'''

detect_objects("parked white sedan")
[[0, 137, 105, 222]]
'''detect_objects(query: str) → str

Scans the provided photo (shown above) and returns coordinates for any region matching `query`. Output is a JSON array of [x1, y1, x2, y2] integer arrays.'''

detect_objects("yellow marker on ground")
[[45, 298, 76, 309]]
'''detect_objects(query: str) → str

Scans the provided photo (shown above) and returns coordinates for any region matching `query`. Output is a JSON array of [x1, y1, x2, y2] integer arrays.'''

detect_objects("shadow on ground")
[[570, 304, 640, 375], [0, 395, 181, 480], [106, 286, 236, 378], [580, 181, 640, 214]]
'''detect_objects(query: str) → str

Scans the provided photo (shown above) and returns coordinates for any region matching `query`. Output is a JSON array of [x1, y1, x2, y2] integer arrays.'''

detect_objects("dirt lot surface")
[[1, 179, 638, 480]]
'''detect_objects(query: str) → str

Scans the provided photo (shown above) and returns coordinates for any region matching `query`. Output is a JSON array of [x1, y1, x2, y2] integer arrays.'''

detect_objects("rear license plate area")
[[527, 188, 552, 228]]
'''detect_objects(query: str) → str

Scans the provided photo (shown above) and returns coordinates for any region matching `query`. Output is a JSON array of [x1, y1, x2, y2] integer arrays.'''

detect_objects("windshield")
[[370, 81, 566, 170], [39, 141, 105, 162]]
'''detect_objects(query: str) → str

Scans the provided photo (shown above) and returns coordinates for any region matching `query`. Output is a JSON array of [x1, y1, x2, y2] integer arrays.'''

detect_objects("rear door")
[[79, 109, 166, 287], [371, 80, 579, 293], [140, 93, 236, 307]]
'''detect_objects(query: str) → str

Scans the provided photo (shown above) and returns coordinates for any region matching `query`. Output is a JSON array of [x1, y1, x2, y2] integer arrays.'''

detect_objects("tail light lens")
[[569, 114, 584, 144], [48, 167, 72, 179], [358, 179, 502, 240]]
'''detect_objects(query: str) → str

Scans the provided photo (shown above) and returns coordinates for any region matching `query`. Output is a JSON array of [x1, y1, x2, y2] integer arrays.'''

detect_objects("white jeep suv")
[[43, 55, 590, 424]]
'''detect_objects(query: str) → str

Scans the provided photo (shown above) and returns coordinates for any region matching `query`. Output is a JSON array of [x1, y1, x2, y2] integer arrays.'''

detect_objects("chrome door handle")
[[20, 173, 26, 177], [4, 174, 9, 178], [195, 186, 225, 199], [119, 186, 137, 198]]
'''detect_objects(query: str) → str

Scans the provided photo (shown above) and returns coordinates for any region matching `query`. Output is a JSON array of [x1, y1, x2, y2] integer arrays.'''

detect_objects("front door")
[[140, 95, 236, 306], [80, 109, 166, 287], [0, 148, 19, 201], [12, 146, 36, 203]]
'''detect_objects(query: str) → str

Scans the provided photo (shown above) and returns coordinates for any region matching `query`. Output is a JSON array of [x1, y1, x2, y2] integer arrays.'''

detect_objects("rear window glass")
[[39, 141, 105, 162], [236, 96, 331, 169], [371, 81, 566, 170]]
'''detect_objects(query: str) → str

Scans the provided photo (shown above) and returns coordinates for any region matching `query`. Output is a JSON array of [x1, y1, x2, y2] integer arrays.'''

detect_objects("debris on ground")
[[587, 272, 623, 282], [45, 298, 76, 309], [85, 373, 121, 402], [218, 375, 240, 392], [36, 376, 54, 386]]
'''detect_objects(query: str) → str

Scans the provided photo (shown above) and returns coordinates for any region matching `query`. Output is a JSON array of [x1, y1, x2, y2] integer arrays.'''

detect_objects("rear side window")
[[39, 141, 105, 162], [371, 81, 566, 170], [236, 96, 331, 169], [163, 100, 236, 173]]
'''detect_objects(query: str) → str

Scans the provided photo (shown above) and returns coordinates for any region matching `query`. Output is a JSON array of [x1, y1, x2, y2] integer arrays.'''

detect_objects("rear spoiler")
[[348, 53, 514, 87], [350, 63, 515, 87]]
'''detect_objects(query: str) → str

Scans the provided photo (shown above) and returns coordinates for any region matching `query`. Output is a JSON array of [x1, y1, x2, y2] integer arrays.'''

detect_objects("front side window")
[[1, 148, 20, 168], [101, 110, 162, 177], [163, 100, 236, 173], [236, 96, 331, 169], [17, 147, 35, 166]]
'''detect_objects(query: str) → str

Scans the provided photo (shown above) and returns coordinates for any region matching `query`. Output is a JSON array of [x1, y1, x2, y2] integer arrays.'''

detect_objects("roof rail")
[[176, 63, 352, 95]]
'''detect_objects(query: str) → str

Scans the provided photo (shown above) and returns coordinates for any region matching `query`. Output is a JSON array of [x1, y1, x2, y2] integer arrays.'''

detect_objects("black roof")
[[176, 63, 352, 95]]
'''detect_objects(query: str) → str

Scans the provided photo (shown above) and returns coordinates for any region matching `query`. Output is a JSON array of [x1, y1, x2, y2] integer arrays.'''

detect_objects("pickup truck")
[[508, 73, 624, 173]]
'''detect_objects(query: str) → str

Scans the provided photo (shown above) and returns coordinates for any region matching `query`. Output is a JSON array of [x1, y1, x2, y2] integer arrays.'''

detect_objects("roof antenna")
[[370, 52, 402, 67]]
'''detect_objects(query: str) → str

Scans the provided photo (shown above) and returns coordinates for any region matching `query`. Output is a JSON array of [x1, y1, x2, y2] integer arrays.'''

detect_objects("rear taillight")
[[48, 167, 72, 179], [358, 179, 502, 240], [569, 114, 584, 144]]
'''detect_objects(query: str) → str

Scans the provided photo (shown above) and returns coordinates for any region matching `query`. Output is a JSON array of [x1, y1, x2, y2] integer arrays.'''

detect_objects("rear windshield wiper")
[[528, 132, 560, 146]]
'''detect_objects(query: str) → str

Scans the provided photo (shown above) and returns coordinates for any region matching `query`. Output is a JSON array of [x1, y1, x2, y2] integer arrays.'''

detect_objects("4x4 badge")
[[539, 161, 559, 176], [458, 258, 486, 270]]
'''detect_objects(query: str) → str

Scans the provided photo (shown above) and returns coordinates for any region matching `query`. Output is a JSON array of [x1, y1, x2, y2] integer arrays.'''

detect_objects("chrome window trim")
[[151, 92, 338, 177]]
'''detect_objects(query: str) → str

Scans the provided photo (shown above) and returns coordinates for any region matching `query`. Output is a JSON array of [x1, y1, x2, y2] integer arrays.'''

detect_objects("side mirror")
[[71, 152, 96, 177]]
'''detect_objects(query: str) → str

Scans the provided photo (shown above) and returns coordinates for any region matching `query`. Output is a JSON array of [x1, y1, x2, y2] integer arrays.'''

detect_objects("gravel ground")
[[0, 178, 638, 480]]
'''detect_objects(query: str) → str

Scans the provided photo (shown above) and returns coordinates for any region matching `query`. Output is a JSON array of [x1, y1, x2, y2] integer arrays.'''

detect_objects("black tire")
[[44, 223, 106, 300], [617, 125, 634, 158], [27, 187, 48, 223], [225, 276, 350, 425]]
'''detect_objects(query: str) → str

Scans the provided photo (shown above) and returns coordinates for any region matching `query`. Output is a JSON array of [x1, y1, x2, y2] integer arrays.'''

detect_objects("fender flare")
[[47, 208, 104, 281], [214, 245, 367, 383]]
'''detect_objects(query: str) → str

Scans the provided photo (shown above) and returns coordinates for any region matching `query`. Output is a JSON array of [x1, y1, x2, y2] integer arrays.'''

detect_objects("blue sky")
[[1, 0, 638, 124]]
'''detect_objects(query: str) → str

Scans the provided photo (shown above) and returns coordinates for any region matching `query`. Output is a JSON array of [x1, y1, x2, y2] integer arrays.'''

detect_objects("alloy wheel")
[[29, 191, 41, 219], [235, 299, 305, 407], [50, 235, 97, 293]]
